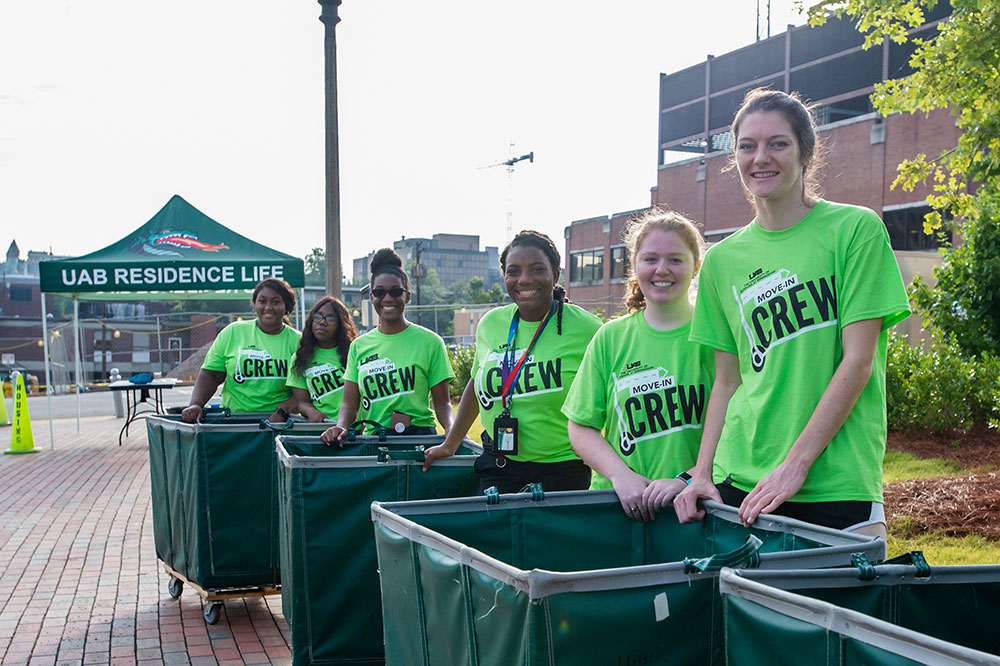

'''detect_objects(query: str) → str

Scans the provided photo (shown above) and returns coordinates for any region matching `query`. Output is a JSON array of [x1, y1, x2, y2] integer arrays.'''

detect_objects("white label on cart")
[[654, 592, 669, 622]]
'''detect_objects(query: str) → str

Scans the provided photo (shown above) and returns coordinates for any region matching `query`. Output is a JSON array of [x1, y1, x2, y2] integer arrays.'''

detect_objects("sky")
[[0, 1, 808, 280]]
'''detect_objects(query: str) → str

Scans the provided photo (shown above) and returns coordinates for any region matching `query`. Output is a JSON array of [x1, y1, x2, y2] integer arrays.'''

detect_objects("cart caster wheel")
[[167, 576, 183, 599], [204, 602, 222, 625]]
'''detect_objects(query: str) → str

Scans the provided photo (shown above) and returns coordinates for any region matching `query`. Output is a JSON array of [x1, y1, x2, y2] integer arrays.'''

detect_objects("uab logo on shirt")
[[234, 347, 288, 383], [475, 347, 562, 410], [733, 268, 838, 372], [304, 363, 345, 401], [358, 354, 416, 410], [611, 363, 705, 456]]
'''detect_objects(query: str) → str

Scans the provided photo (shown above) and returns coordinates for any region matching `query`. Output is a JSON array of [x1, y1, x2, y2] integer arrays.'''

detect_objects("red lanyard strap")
[[500, 302, 556, 411]]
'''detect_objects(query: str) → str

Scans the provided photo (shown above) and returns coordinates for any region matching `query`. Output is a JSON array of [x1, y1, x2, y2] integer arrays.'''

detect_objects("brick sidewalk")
[[0, 417, 291, 666]]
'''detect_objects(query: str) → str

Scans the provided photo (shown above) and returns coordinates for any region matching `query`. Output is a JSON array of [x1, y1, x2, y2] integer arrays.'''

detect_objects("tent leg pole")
[[300, 289, 306, 330], [74, 297, 80, 433], [41, 296, 54, 450]]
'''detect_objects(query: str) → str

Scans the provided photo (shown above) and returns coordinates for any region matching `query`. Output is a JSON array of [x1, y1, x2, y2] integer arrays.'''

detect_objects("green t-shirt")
[[344, 324, 454, 433], [473, 303, 602, 463], [561, 313, 714, 489], [690, 200, 911, 502], [202, 319, 301, 413], [286, 347, 347, 419]]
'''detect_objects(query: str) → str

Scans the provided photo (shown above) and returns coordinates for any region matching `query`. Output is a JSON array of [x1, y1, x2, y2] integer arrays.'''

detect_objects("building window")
[[610, 246, 628, 280], [883, 204, 946, 251], [9, 286, 32, 302], [570, 249, 604, 283]]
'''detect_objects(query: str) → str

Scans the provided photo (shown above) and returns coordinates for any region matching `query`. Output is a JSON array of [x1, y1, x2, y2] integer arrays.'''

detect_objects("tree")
[[805, 0, 1000, 354], [304, 247, 326, 287]]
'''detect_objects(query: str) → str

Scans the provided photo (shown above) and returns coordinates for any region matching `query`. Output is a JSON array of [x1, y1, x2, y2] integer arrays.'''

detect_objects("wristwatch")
[[675, 471, 693, 484], [275, 407, 288, 418]]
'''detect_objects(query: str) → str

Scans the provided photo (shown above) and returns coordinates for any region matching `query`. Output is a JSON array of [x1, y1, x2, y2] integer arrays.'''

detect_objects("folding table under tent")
[[37, 194, 306, 445]]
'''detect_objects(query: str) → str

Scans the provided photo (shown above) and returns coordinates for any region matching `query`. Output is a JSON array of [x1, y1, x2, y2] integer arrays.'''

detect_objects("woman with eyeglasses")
[[286, 296, 359, 422], [181, 278, 301, 423], [321, 248, 454, 442]]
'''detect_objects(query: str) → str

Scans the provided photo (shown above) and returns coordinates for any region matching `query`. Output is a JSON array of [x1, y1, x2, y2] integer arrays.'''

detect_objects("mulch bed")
[[885, 427, 1000, 538]]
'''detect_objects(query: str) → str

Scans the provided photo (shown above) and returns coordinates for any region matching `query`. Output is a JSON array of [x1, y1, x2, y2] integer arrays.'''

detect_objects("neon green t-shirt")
[[202, 319, 301, 413], [561, 313, 714, 489], [344, 324, 454, 433], [473, 303, 602, 463], [286, 347, 347, 419], [690, 200, 911, 502]]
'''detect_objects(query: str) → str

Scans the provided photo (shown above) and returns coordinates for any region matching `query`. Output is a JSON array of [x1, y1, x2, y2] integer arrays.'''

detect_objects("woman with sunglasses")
[[181, 278, 301, 423], [286, 296, 359, 421], [423, 230, 602, 493], [321, 248, 454, 442]]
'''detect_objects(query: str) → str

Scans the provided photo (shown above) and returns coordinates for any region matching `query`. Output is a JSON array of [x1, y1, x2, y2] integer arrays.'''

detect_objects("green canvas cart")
[[146, 411, 332, 624], [371, 488, 884, 666], [720, 562, 1000, 665], [276, 431, 482, 666]]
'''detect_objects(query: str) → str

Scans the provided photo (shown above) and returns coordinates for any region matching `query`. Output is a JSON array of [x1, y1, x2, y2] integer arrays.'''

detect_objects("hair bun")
[[370, 248, 403, 273]]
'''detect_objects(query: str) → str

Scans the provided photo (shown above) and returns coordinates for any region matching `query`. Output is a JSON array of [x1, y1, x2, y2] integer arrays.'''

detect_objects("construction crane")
[[480, 143, 534, 243]]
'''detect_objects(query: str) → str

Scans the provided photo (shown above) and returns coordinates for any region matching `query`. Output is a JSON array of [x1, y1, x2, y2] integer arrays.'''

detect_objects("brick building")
[[566, 4, 956, 318]]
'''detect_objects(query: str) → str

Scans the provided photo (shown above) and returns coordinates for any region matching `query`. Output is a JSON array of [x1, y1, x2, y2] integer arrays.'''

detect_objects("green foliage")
[[886, 330, 1000, 432], [304, 247, 325, 286], [909, 199, 1000, 355], [448, 344, 475, 401], [806, 0, 1000, 354]]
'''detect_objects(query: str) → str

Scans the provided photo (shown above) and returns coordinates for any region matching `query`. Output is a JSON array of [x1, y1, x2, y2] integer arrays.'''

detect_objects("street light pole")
[[319, 0, 343, 300]]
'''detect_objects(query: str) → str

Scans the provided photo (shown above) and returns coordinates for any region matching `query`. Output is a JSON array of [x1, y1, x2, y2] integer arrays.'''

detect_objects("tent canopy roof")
[[39, 195, 304, 295]]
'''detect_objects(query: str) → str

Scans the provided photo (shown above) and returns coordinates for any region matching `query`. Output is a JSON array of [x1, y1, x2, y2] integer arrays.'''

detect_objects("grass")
[[888, 528, 1000, 565], [882, 449, 966, 483]]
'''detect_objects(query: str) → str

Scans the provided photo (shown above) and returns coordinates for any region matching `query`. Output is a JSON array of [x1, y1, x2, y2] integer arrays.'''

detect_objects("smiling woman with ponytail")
[[423, 230, 602, 493]]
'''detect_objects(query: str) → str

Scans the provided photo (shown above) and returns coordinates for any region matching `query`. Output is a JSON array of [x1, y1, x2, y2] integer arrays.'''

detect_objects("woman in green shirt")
[[287, 296, 358, 422], [321, 249, 454, 441], [423, 230, 602, 493], [181, 278, 301, 423], [672, 88, 910, 538], [564, 210, 714, 522]]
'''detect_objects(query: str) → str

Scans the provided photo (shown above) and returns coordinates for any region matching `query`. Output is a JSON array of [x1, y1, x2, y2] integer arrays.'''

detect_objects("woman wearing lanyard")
[[286, 296, 358, 422], [320, 248, 454, 441], [563, 210, 714, 522], [423, 230, 602, 493]]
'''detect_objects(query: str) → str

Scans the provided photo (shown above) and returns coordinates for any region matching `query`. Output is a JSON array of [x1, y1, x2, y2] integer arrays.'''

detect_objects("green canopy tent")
[[38, 195, 306, 441]]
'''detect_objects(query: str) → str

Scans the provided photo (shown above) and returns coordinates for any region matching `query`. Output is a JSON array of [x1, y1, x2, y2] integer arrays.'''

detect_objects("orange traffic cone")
[[4, 373, 37, 454]]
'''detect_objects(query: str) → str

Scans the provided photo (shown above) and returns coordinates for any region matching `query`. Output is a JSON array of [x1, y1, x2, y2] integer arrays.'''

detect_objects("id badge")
[[493, 416, 518, 456]]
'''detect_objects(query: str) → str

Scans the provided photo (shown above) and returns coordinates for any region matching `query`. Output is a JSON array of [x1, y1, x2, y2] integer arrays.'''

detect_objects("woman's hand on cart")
[[321, 424, 348, 446], [738, 458, 808, 527], [642, 477, 689, 517], [673, 473, 722, 523], [181, 404, 203, 423], [422, 436, 461, 472], [609, 470, 654, 522]]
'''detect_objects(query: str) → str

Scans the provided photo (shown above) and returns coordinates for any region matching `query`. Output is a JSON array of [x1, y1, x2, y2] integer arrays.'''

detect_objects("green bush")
[[886, 329, 1000, 433], [448, 344, 475, 401]]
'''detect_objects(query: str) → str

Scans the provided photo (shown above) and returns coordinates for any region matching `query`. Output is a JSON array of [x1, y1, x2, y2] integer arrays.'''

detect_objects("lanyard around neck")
[[500, 301, 556, 411]]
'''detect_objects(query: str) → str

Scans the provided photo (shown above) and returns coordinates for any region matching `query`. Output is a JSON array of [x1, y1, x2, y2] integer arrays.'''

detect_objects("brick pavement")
[[0, 417, 291, 666]]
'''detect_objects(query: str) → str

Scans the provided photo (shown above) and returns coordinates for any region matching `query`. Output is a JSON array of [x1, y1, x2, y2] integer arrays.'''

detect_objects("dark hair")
[[622, 208, 704, 313], [369, 248, 410, 290], [500, 230, 568, 335], [293, 297, 358, 373], [252, 278, 296, 326], [729, 87, 825, 204]]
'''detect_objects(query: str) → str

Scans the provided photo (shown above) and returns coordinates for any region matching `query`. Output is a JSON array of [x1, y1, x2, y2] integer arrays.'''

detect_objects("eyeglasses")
[[311, 314, 339, 325], [370, 286, 407, 299]]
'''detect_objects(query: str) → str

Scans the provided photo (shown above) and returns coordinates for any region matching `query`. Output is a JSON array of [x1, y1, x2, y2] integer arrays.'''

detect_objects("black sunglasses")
[[311, 314, 339, 325], [371, 286, 407, 299]]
